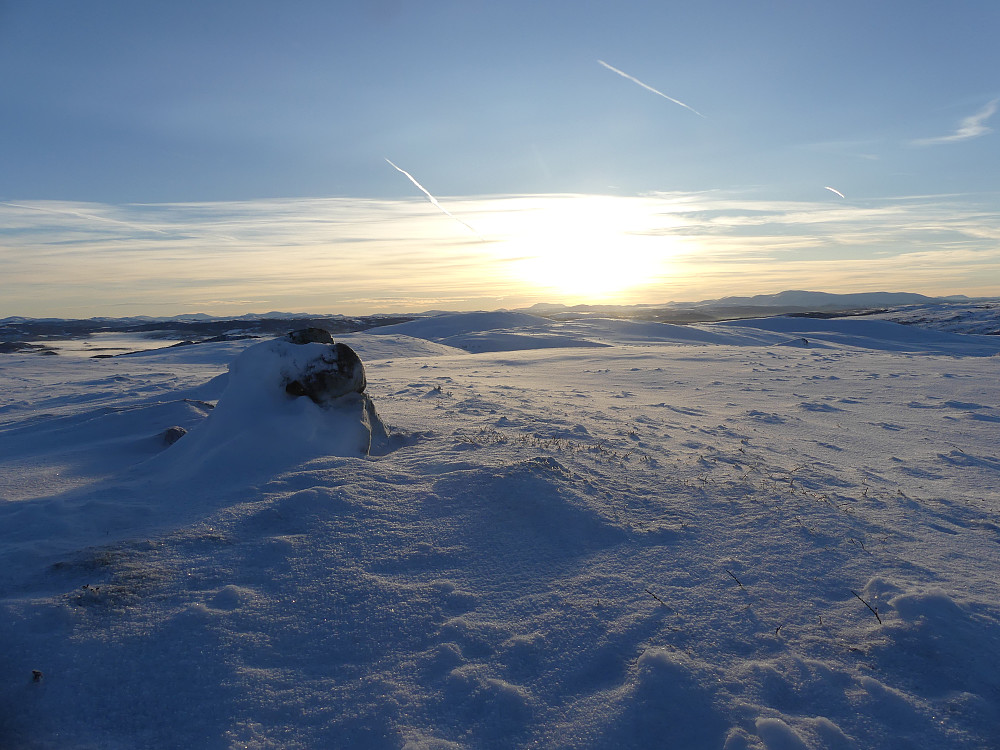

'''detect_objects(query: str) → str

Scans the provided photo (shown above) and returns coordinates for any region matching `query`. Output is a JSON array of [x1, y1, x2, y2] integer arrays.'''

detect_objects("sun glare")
[[481, 195, 678, 300]]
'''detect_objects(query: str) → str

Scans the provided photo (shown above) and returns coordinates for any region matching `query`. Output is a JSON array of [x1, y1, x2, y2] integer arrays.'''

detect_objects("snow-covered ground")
[[2, 311, 999, 749], [865, 300, 1000, 336]]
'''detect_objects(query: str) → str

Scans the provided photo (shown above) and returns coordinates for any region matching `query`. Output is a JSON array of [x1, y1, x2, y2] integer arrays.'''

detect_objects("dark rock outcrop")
[[282, 329, 367, 405], [285, 327, 335, 346], [162, 426, 188, 446]]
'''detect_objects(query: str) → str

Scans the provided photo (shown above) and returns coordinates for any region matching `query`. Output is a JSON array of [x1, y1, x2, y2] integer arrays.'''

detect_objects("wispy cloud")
[[2, 192, 998, 317], [912, 99, 999, 146], [0, 200, 173, 236], [385, 159, 485, 240], [823, 186, 846, 199], [597, 60, 705, 118]]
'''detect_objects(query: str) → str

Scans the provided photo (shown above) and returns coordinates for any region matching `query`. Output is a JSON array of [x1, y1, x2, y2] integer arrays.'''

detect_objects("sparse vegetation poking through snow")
[[853, 589, 884, 624], [725, 569, 745, 589], [644, 589, 669, 607]]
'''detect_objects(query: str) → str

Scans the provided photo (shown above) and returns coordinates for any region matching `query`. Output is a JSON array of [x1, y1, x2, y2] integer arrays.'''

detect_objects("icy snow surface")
[[2, 314, 1000, 748]]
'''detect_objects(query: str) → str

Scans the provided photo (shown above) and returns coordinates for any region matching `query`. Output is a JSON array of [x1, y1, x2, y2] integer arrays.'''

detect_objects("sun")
[[482, 195, 676, 299], [514, 241, 659, 297]]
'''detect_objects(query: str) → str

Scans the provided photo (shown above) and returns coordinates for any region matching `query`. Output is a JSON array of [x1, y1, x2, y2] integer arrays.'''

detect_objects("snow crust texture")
[[2, 313, 1000, 749]]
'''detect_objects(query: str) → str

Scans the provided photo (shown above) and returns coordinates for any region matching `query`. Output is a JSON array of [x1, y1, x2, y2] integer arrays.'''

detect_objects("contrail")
[[385, 159, 484, 240], [0, 200, 173, 235], [823, 186, 846, 199], [0, 200, 241, 242], [598, 60, 705, 118]]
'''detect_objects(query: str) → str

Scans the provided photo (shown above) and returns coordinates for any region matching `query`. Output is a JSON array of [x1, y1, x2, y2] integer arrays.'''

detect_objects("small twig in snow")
[[645, 588, 668, 607], [725, 569, 744, 589], [852, 590, 882, 624]]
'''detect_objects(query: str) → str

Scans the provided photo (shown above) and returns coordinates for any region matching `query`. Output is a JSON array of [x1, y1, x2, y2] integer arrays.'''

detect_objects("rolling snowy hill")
[[2, 312, 999, 748]]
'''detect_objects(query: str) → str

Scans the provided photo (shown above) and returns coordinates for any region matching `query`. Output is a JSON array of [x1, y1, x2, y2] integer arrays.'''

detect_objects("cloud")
[[912, 99, 999, 146], [2, 192, 999, 317], [598, 60, 705, 118], [0, 200, 173, 236]]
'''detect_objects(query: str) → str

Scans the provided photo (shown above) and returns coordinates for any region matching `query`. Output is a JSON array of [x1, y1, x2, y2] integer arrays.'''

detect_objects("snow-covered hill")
[[2, 314, 999, 748], [862, 300, 1000, 336]]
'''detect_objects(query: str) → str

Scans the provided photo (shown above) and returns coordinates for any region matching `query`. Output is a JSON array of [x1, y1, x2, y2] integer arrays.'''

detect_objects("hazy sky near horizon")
[[1, 1, 999, 317]]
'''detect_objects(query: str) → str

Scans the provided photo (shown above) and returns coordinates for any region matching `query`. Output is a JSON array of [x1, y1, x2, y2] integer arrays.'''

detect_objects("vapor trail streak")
[[0, 201, 241, 242], [824, 186, 846, 199], [1, 201, 173, 235], [598, 60, 705, 118], [384, 159, 484, 240]]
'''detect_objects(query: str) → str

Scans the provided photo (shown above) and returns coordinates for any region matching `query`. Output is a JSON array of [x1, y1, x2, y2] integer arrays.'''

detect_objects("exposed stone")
[[282, 330, 366, 405], [163, 426, 187, 446], [284, 327, 334, 346], [0, 341, 50, 354]]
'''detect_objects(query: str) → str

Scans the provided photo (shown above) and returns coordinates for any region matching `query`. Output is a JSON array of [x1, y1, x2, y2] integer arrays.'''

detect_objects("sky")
[[1, 0, 998, 317]]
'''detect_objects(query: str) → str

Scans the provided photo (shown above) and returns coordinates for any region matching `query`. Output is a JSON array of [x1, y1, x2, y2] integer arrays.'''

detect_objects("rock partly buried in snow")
[[284, 327, 335, 346], [281, 328, 367, 404], [162, 426, 187, 446], [155, 330, 390, 473]]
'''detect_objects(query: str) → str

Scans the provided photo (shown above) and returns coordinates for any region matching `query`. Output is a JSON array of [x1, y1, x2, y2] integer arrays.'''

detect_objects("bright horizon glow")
[[2, 191, 998, 318], [1, 3, 998, 315], [478, 195, 681, 299]]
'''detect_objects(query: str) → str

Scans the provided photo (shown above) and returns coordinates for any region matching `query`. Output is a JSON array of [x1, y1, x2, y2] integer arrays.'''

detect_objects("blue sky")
[[1, 1, 998, 316]]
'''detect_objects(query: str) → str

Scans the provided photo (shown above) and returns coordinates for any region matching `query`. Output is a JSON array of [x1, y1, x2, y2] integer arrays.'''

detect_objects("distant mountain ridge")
[[3, 292, 997, 351], [689, 290, 969, 309], [0, 311, 347, 325], [1, 291, 987, 327]]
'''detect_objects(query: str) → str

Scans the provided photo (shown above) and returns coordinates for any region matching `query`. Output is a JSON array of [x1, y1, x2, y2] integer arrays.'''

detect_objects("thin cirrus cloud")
[[2, 192, 999, 317], [912, 99, 999, 146]]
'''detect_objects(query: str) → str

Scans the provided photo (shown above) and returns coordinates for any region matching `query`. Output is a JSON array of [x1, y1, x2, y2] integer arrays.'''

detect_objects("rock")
[[285, 327, 334, 345], [0, 341, 48, 354], [282, 330, 366, 405], [156, 332, 390, 471], [163, 426, 187, 446]]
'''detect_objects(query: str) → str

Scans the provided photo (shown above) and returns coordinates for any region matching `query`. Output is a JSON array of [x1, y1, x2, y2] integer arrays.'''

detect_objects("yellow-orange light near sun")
[[478, 195, 681, 300]]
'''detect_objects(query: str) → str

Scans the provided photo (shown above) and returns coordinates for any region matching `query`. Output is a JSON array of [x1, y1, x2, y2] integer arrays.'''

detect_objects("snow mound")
[[371, 311, 606, 353], [436, 331, 609, 353], [373, 311, 552, 340], [717, 316, 1000, 355], [151, 336, 392, 480], [877, 586, 1000, 701]]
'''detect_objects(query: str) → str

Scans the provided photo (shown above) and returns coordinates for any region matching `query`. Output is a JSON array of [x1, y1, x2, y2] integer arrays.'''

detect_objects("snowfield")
[[2, 311, 1000, 749]]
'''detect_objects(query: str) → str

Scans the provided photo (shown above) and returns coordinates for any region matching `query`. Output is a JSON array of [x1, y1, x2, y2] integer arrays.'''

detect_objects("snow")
[[2, 311, 1000, 748], [865, 300, 1000, 336]]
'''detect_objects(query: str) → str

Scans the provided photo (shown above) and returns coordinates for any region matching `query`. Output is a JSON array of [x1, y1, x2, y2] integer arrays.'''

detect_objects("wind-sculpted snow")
[[866, 300, 1000, 336], [148, 336, 394, 483], [718, 315, 1000, 356], [1, 313, 1000, 748], [372, 311, 553, 339]]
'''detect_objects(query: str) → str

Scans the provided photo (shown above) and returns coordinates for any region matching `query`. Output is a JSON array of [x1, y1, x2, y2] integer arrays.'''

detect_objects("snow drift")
[[152, 332, 392, 482], [2, 310, 1000, 749]]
